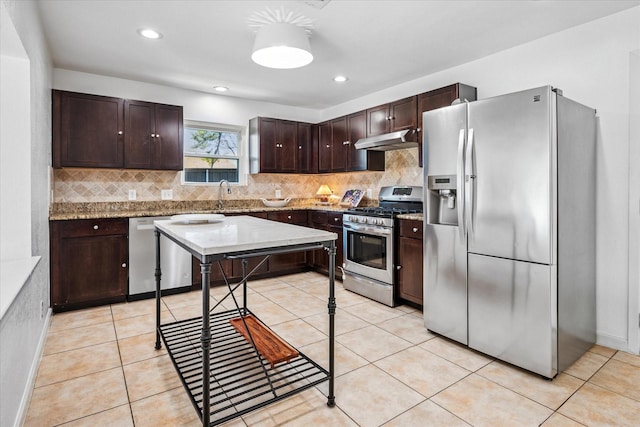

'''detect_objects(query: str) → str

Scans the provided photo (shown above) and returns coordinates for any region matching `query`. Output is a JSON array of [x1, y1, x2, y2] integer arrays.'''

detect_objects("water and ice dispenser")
[[426, 175, 458, 226]]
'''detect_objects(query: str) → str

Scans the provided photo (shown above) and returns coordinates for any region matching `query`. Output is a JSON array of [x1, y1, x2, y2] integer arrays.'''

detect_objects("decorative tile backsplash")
[[53, 148, 423, 203]]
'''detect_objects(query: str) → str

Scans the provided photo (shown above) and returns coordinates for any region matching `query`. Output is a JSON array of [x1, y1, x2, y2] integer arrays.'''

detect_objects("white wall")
[[52, 7, 639, 352], [53, 69, 323, 126], [0, 8, 31, 262], [0, 0, 52, 425], [629, 49, 640, 354]]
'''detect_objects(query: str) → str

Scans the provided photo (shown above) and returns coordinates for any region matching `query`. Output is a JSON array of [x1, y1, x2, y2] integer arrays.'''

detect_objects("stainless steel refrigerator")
[[422, 86, 596, 378]]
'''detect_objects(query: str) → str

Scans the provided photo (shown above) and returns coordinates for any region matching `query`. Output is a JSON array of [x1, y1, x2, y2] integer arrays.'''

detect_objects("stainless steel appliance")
[[422, 86, 596, 378], [343, 186, 423, 307], [129, 216, 192, 297]]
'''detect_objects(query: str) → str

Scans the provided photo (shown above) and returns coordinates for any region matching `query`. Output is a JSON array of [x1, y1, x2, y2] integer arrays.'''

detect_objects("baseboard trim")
[[596, 331, 629, 353], [15, 307, 51, 427]]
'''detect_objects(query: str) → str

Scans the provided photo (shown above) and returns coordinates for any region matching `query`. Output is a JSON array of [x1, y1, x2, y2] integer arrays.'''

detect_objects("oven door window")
[[346, 230, 387, 270]]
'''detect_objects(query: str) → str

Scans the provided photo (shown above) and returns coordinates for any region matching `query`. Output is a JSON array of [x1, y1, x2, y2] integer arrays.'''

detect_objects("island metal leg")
[[200, 260, 212, 426], [154, 229, 162, 350], [327, 240, 336, 407]]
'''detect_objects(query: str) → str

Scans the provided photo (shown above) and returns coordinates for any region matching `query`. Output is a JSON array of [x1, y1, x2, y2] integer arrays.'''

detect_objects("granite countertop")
[[49, 199, 354, 221], [397, 213, 423, 221]]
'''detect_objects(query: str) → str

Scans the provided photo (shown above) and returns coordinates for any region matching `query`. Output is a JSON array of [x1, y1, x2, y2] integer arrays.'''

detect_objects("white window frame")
[[181, 120, 247, 186]]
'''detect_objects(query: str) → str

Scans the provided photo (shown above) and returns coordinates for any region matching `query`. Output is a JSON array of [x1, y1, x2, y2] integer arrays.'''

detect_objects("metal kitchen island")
[[153, 215, 337, 426]]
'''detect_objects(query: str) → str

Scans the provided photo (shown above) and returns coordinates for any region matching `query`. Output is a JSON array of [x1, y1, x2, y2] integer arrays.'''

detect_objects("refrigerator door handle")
[[465, 128, 476, 235], [457, 128, 466, 239]]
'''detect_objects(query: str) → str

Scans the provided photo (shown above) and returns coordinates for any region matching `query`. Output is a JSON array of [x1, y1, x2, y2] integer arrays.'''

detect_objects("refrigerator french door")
[[423, 86, 596, 378], [466, 87, 556, 376]]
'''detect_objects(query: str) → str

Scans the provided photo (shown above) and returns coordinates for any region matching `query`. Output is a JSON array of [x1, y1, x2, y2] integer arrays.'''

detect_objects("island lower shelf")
[[159, 307, 330, 425]]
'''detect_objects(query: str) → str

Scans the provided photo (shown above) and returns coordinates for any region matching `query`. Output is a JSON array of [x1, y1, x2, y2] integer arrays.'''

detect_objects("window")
[[182, 121, 243, 184]]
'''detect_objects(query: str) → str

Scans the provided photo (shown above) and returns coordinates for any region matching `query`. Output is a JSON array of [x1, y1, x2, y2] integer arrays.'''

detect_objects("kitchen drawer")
[[327, 212, 343, 227], [53, 218, 128, 238], [399, 219, 423, 239], [309, 210, 328, 225], [267, 210, 308, 225]]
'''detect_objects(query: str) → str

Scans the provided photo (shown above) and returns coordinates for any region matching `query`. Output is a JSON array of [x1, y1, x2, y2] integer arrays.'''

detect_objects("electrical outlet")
[[161, 189, 173, 200], [275, 189, 282, 198], [366, 188, 373, 198], [128, 189, 136, 200]]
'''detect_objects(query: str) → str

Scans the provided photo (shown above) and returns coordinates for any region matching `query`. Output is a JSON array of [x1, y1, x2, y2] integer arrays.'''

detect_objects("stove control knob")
[[376, 219, 384, 226]]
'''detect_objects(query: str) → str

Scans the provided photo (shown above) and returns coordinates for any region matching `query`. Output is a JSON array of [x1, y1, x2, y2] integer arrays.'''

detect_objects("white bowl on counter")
[[261, 197, 291, 207]]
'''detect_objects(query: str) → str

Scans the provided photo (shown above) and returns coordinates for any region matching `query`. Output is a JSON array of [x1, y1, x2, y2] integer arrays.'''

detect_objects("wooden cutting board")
[[229, 315, 299, 367]]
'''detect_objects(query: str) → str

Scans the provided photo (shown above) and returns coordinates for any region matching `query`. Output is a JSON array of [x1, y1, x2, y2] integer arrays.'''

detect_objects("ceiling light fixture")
[[213, 86, 228, 92], [137, 28, 162, 39], [333, 75, 348, 83], [248, 8, 313, 69]]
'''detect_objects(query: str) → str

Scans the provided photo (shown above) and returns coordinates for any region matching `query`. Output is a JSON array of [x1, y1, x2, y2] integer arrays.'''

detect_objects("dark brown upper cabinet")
[[124, 100, 183, 170], [317, 112, 384, 173], [53, 90, 183, 170], [249, 117, 298, 173], [417, 83, 477, 166], [347, 110, 384, 172], [53, 90, 125, 168], [366, 96, 418, 137], [296, 122, 316, 173]]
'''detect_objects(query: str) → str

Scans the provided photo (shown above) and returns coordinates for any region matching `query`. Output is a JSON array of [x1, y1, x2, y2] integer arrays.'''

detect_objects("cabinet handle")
[[287, 215, 292, 220], [93, 225, 99, 230], [326, 144, 330, 148], [151, 134, 155, 138], [298, 145, 302, 149], [155, 134, 159, 138], [413, 227, 419, 233], [396, 265, 402, 270], [343, 141, 349, 145], [334, 218, 339, 222], [118, 131, 123, 135], [121, 263, 127, 268]]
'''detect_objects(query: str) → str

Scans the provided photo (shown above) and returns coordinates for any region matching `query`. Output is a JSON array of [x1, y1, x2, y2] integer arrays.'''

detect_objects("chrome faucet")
[[218, 180, 230, 209]]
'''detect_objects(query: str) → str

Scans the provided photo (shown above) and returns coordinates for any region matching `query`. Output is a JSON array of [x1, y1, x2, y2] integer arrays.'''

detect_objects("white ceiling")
[[37, 0, 639, 109]]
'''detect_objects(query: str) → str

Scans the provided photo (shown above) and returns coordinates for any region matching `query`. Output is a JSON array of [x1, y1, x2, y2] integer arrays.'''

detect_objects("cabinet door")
[[191, 257, 235, 288], [124, 100, 155, 169], [317, 121, 332, 173], [53, 90, 124, 168], [50, 219, 128, 311], [296, 122, 312, 173], [154, 103, 183, 170], [277, 120, 297, 172], [366, 103, 390, 136], [267, 211, 308, 271], [347, 111, 367, 171], [258, 118, 278, 173], [330, 116, 348, 172], [397, 236, 423, 305], [389, 96, 417, 132]]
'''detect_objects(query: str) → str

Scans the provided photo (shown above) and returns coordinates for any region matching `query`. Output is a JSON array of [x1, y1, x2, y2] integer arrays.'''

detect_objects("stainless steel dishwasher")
[[129, 216, 192, 297]]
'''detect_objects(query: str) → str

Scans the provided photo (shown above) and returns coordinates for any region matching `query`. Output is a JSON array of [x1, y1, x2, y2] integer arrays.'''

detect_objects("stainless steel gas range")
[[343, 186, 423, 307]]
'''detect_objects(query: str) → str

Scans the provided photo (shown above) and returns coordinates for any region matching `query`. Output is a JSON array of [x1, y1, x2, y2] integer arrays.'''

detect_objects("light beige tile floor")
[[25, 272, 640, 426]]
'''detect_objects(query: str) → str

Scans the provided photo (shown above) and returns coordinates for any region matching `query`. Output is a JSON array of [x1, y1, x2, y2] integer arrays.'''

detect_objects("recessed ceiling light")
[[213, 86, 228, 92], [333, 75, 348, 83], [137, 28, 162, 39]]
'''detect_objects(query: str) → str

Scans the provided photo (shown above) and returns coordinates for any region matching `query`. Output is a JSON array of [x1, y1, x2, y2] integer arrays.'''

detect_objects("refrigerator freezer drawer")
[[468, 253, 557, 378], [424, 223, 468, 345]]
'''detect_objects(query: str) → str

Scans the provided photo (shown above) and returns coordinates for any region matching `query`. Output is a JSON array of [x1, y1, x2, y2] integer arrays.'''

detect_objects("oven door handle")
[[343, 223, 393, 236]]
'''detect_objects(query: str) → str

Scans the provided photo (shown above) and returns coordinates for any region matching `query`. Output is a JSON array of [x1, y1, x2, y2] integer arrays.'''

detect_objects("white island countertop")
[[154, 215, 338, 257]]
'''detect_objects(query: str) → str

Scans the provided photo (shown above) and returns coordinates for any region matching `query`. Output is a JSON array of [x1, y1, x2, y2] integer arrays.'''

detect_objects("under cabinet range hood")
[[354, 129, 418, 151]]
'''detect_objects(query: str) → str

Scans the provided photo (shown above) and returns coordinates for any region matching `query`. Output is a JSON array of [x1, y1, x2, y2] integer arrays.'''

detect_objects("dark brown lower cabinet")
[[397, 219, 423, 306], [309, 210, 343, 278], [50, 218, 128, 311]]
